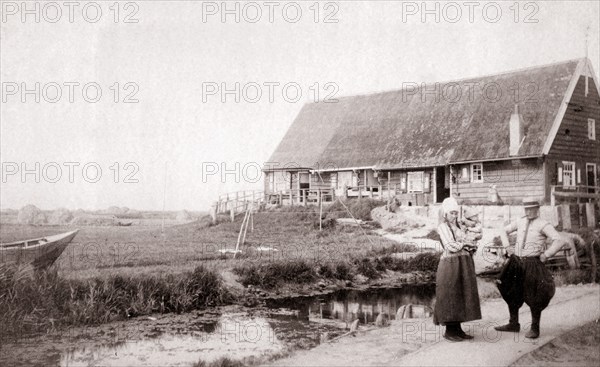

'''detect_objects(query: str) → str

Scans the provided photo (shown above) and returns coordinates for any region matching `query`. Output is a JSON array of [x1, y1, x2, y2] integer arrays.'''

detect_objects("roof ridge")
[[331, 57, 583, 101]]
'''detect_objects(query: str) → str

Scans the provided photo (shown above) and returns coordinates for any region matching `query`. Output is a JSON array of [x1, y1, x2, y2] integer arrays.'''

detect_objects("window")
[[562, 162, 575, 188], [589, 119, 596, 140], [461, 167, 469, 181], [330, 173, 338, 189], [407, 171, 424, 192], [471, 163, 483, 183]]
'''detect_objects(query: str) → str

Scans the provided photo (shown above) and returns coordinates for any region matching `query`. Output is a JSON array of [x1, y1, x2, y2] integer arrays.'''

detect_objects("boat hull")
[[0, 230, 79, 270]]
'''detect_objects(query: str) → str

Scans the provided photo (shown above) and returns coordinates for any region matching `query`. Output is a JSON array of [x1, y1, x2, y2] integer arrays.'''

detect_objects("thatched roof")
[[267, 58, 597, 171]]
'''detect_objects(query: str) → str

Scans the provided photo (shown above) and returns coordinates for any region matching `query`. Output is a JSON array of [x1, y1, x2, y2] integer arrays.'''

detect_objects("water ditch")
[[3, 284, 436, 366]]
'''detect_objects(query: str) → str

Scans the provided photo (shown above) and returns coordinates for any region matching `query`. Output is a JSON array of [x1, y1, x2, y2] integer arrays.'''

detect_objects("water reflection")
[[266, 284, 435, 325], [60, 315, 283, 367]]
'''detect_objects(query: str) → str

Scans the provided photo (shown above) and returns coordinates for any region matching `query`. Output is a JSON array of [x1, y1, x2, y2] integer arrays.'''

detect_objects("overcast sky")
[[1, 0, 599, 211]]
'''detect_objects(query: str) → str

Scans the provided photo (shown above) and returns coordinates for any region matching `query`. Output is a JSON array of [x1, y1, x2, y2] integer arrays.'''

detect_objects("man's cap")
[[523, 200, 540, 209]]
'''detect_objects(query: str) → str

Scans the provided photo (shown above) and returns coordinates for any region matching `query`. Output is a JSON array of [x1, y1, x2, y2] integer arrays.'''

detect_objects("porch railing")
[[265, 188, 335, 206]]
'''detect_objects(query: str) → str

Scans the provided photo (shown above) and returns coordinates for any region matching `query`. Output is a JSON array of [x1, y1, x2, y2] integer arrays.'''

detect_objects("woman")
[[434, 197, 482, 341]]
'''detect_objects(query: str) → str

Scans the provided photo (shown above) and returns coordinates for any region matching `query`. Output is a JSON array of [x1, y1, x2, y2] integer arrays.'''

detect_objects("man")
[[494, 200, 567, 339]]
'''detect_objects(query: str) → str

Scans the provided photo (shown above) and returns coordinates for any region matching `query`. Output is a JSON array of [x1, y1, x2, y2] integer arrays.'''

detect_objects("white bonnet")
[[441, 197, 459, 215]]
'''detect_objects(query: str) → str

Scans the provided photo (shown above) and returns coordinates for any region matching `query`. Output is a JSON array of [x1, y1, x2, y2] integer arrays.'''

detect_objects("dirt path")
[[267, 284, 600, 367], [510, 320, 599, 367]]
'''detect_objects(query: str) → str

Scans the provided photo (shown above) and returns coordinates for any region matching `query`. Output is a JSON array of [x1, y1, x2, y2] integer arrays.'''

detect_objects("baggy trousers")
[[497, 255, 555, 325]]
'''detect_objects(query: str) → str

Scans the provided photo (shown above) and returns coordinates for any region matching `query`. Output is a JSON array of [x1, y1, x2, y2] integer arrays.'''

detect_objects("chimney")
[[509, 104, 524, 156]]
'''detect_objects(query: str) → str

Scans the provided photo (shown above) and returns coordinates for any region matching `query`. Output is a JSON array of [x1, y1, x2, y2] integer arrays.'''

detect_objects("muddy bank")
[[0, 304, 330, 367]]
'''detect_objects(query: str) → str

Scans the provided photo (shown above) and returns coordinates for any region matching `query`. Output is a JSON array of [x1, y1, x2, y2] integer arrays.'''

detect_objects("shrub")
[[367, 243, 419, 257], [354, 258, 380, 279], [317, 262, 354, 281], [334, 262, 353, 280], [194, 357, 245, 367], [233, 260, 317, 289], [380, 253, 441, 273]]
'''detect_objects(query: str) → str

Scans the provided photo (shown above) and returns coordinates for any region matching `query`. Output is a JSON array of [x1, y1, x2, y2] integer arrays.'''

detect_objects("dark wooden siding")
[[454, 159, 544, 204], [548, 76, 600, 161], [546, 75, 600, 201]]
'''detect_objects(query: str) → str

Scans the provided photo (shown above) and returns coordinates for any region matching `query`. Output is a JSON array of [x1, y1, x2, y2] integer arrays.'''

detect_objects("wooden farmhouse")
[[264, 58, 600, 206]]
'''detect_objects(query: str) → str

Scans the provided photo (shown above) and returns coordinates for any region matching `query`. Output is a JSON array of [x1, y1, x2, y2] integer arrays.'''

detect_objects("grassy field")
[[1, 203, 405, 280]]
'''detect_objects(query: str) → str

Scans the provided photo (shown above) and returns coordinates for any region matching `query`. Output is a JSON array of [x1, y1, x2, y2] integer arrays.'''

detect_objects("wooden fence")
[[212, 190, 265, 222], [551, 185, 600, 205]]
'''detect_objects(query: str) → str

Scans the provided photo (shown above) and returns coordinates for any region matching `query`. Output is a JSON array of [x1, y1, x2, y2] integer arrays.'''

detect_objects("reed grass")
[[0, 264, 232, 339]]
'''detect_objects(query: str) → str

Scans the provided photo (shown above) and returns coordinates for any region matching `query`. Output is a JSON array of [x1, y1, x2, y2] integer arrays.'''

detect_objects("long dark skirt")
[[433, 252, 482, 325], [497, 255, 555, 311]]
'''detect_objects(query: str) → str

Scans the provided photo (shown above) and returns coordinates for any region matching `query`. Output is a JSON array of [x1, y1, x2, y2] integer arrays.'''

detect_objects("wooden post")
[[317, 188, 322, 206], [359, 185, 363, 199], [369, 186, 374, 198], [388, 172, 392, 200], [319, 195, 323, 231], [343, 185, 348, 199], [432, 168, 437, 204], [230, 207, 235, 222], [234, 208, 250, 258], [550, 186, 556, 206], [211, 202, 218, 224], [579, 204, 585, 228], [242, 207, 250, 245], [449, 166, 454, 198], [585, 203, 596, 228], [561, 203, 572, 230]]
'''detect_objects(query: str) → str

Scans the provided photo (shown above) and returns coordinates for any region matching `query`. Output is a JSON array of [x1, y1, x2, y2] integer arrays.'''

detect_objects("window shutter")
[[400, 173, 407, 192], [558, 167, 563, 183], [424, 172, 431, 193]]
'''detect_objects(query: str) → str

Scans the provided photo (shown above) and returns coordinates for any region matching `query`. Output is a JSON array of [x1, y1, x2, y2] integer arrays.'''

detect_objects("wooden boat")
[[117, 221, 133, 226], [0, 230, 79, 270]]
